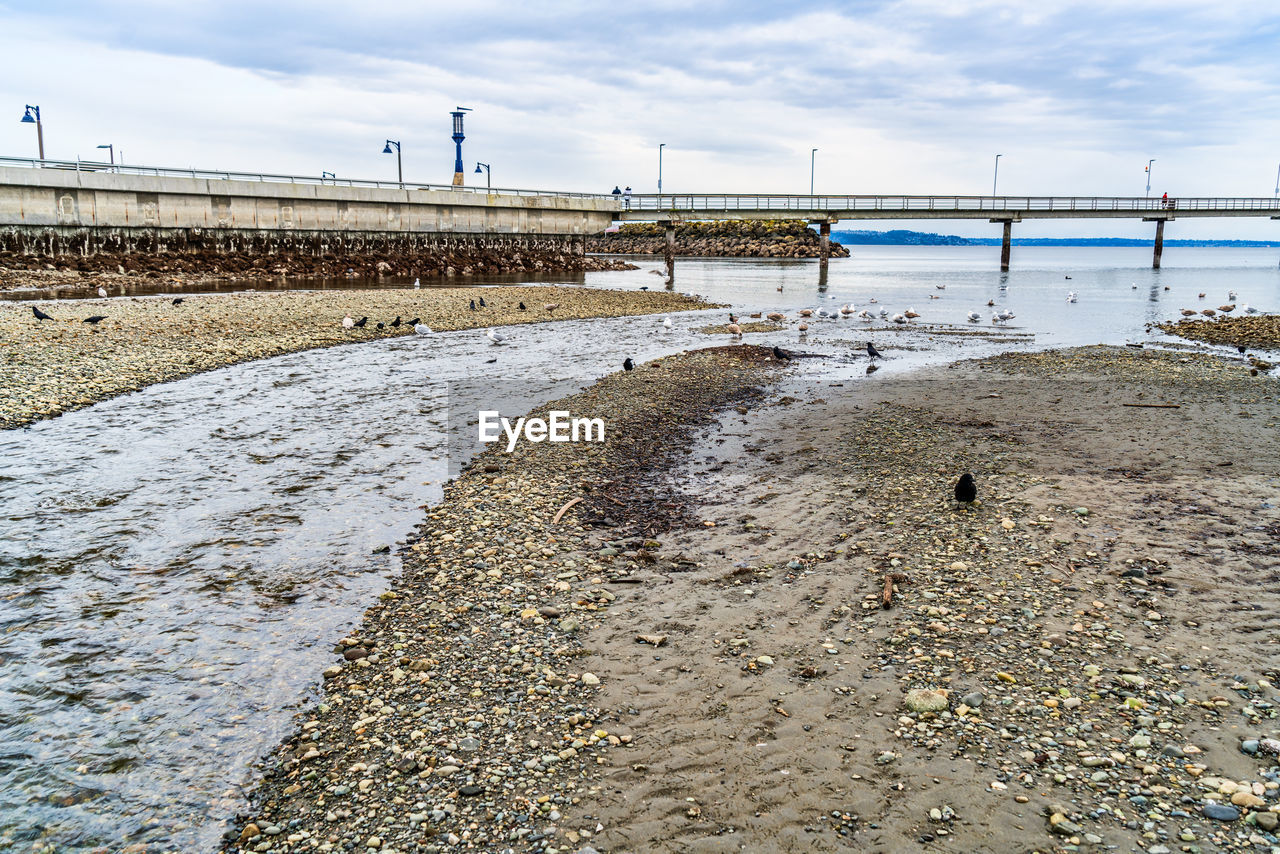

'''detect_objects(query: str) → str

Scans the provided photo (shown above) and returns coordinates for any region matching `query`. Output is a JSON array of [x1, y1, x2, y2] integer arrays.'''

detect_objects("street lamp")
[[658, 143, 666, 207], [451, 107, 472, 186], [96, 144, 114, 165], [1274, 162, 1278, 198], [20, 105, 44, 160], [810, 148, 818, 195], [992, 154, 1002, 196], [1145, 159, 1155, 198], [474, 162, 491, 190], [322, 171, 335, 184], [383, 139, 402, 187]]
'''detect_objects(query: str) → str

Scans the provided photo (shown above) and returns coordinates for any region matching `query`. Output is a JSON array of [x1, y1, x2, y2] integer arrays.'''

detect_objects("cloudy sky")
[[2, 1, 1279, 237]]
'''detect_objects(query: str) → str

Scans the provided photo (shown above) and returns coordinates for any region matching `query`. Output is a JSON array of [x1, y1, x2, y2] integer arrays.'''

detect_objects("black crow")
[[354, 316, 368, 328], [407, 317, 420, 326], [773, 346, 791, 361], [172, 298, 185, 305], [391, 316, 402, 327], [639, 286, 649, 291], [867, 342, 883, 361], [469, 299, 477, 310], [518, 302, 526, 310], [1238, 345, 1247, 354], [623, 358, 634, 371], [83, 315, 107, 324], [32, 307, 53, 321], [954, 473, 977, 504], [377, 322, 385, 329], [479, 296, 486, 307]]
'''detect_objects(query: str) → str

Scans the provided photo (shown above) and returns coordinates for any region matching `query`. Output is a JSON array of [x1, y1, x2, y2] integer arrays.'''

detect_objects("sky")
[[2, 0, 1279, 238]]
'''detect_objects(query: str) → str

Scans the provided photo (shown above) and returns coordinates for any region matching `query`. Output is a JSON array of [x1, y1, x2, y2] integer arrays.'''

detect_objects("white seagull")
[[414, 278, 421, 290], [878, 307, 889, 318], [97, 286, 108, 298], [967, 311, 981, 323], [1243, 304, 1260, 314], [998, 308, 1016, 321], [662, 316, 672, 329], [1228, 290, 1238, 300], [342, 315, 355, 329], [486, 327, 506, 345], [858, 309, 873, 321], [414, 323, 433, 335], [891, 313, 907, 324], [1067, 291, 1077, 302]]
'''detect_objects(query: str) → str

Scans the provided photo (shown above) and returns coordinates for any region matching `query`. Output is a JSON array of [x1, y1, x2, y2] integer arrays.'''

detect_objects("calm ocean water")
[[0, 245, 1275, 853]]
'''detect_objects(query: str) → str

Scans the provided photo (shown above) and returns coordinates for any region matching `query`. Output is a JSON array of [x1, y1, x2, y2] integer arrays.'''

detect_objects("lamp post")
[[451, 107, 472, 186], [992, 154, 1002, 197], [383, 140, 402, 187], [658, 143, 665, 208], [322, 171, 335, 184], [96, 143, 114, 165], [810, 148, 818, 195], [474, 162, 491, 190], [1274, 162, 1278, 198], [20, 105, 44, 160], [1145, 159, 1155, 198]]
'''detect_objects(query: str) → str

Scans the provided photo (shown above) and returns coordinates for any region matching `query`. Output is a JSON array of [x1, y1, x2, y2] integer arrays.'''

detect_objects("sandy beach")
[[228, 344, 1280, 853], [0, 286, 709, 430]]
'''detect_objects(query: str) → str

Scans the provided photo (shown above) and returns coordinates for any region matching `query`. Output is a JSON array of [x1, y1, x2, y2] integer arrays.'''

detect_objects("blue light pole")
[[20, 105, 44, 160], [474, 162, 491, 190], [383, 140, 402, 187], [451, 107, 472, 186], [1145, 159, 1155, 198]]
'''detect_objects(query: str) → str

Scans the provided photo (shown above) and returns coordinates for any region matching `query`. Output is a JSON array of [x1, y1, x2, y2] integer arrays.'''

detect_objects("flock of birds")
[[335, 294, 567, 343], [1179, 290, 1260, 318]]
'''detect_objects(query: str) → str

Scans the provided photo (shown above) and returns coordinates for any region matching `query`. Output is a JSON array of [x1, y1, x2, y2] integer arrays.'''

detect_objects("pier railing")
[[0, 156, 604, 201], [626, 193, 1280, 214]]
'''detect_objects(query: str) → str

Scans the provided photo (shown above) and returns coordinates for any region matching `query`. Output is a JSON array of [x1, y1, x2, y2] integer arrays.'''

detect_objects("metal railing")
[[0, 155, 608, 201], [626, 193, 1280, 214]]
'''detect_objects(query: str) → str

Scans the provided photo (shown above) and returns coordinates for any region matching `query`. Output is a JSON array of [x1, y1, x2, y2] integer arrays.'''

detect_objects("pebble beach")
[[226, 342, 1280, 853], [0, 286, 709, 430]]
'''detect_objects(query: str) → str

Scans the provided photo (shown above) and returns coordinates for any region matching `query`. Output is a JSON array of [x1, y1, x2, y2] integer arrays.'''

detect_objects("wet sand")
[[0, 286, 710, 430], [230, 344, 1280, 853]]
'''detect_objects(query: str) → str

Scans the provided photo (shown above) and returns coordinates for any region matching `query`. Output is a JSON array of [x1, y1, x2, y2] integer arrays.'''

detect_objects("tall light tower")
[[451, 107, 472, 186], [1145, 159, 1155, 198], [20, 105, 44, 160]]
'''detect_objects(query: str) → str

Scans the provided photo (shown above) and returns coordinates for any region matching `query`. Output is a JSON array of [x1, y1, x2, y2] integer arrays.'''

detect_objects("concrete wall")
[[0, 167, 618, 236]]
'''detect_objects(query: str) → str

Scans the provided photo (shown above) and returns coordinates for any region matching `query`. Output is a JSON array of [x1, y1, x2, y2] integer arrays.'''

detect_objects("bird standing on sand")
[[83, 315, 106, 324], [354, 316, 368, 328], [891, 313, 907, 325], [97, 286, 108, 298], [545, 303, 560, 313], [414, 323, 432, 335], [967, 311, 981, 323], [172, 298, 185, 305], [413, 278, 420, 289], [479, 296, 487, 308], [867, 342, 882, 361], [342, 315, 355, 329], [486, 328, 506, 345], [391, 316, 402, 327], [469, 299, 477, 311], [954, 472, 977, 504], [727, 323, 742, 337], [32, 307, 53, 321], [623, 357, 634, 371], [518, 302, 527, 310], [773, 346, 791, 361], [662, 316, 672, 329], [376, 322, 385, 329]]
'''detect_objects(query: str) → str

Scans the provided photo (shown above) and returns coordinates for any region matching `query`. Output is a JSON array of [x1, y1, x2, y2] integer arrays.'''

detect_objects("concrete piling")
[[1153, 219, 1165, 269], [1000, 220, 1012, 271]]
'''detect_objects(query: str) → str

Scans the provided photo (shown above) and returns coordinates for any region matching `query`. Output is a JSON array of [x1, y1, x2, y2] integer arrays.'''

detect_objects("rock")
[[1256, 812, 1279, 831], [961, 691, 985, 708], [458, 785, 483, 797], [1231, 792, 1266, 808], [366, 836, 382, 848], [239, 823, 260, 842], [1242, 739, 1260, 755], [1202, 803, 1240, 821], [904, 688, 949, 713], [581, 672, 600, 686]]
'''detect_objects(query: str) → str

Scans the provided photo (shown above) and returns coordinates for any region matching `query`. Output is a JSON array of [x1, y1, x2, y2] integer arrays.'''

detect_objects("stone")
[[1256, 812, 1279, 832], [1202, 803, 1240, 821], [1231, 792, 1266, 809], [961, 691, 985, 708], [581, 672, 600, 686], [904, 688, 949, 713]]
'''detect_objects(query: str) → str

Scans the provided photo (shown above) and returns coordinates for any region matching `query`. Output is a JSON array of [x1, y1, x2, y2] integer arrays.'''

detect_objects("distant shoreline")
[[832, 228, 1280, 248]]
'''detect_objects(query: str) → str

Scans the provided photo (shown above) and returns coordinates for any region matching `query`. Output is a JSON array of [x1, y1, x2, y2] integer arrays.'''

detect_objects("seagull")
[[486, 327, 506, 345], [992, 314, 1003, 325], [998, 308, 1015, 321], [1132, 282, 1138, 289], [903, 307, 920, 320], [172, 298, 184, 305], [891, 313, 907, 324], [772, 346, 791, 360], [878, 307, 889, 318], [1243, 304, 1259, 314], [354, 316, 368, 328], [97, 286, 108, 298], [414, 278, 421, 289], [767, 312, 785, 322], [623, 357, 634, 371], [342, 315, 355, 328], [1228, 290, 1238, 300], [727, 323, 742, 336], [83, 315, 106, 324], [479, 296, 487, 308], [817, 308, 831, 318], [954, 472, 977, 504], [390, 316, 402, 327], [840, 304, 855, 316], [967, 311, 981, 323], [936, 284, 946, 290], [414, 323, 432, 335], [32, 306, 53, 321], [1067, 292, 1077, 302], [545, 303, 560, 313], [469, 299, 477, 310], [858, 309, 873, 322], [662, 316, 672, 329], [866, 342, 883, 360]]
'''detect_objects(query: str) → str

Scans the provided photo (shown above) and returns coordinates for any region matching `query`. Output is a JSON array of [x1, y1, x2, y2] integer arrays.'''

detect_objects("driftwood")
[[551, 496, 583, 524], [882, 572, 908, 609], [1122, 403, 1181, 409]]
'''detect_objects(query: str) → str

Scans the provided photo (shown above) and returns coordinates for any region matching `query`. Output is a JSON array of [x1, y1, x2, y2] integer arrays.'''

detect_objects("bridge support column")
[[1153, 219, 1165, 269], [663, 222, 675, 284], [819, 222, 831, 272], [1000, 220, 1012, 271]]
